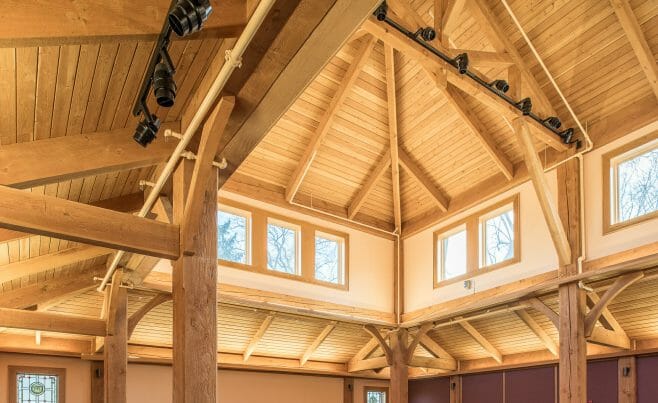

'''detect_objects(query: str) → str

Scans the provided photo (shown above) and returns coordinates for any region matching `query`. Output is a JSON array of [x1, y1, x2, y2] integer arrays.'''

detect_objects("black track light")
[[374, 2, 388, 21], [153, 61, 177, 107], [516, 97, 532, 115], [168, 0, 213, 37], [415, 27, 436, 41], [559, 128, 574, 144], [489, 79, 509, 94], [133, 114, 161, 147], [543, 116, 562, 130], [453, 53, 469, 74]]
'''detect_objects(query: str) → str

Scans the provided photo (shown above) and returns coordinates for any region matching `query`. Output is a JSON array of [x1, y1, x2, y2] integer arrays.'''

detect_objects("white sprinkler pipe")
[[97, 0, 277, 292]]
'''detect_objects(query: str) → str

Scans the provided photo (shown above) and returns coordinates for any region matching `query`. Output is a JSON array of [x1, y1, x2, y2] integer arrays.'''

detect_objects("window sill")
[[433, 256, 520, 289]]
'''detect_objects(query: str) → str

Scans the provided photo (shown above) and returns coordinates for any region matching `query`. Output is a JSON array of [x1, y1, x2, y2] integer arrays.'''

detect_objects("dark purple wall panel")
[[587, 359, 618, 403], [462, 372, 503, 403], [638, 355, 658, 403], [505, 366, 555, 403], [409, 377, 450, 403]]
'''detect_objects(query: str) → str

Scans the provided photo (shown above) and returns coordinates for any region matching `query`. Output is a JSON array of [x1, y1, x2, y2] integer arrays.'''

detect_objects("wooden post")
[[618, 357, 637, 403], [389, 329, 409, 403], [343, 377, 354, 403], [104, 271, 127, 403], [449, 375, 461, 403], [172, 159, 218, 403]]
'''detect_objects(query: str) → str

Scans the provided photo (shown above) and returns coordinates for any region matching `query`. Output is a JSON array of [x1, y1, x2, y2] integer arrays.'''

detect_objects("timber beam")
[[0, 307, 106, 336], [127, 293, 172, 338], [243, 314, 275, 362]]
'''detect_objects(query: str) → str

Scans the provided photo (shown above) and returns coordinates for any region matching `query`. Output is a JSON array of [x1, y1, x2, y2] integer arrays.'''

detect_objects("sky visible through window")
[[267, 222, 297, 274], [16, 373, 58, 403], [483, 208, 515, 266], [217, 210, 247, 264], [442, 230, 467, 279], [315, 235, 340, 284], [616, 146, 658, 223]]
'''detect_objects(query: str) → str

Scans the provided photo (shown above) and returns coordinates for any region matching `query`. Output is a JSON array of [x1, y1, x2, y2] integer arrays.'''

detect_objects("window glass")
[[315, 233, 342, 284], [482, 207, 515, 267], [440, 229, 467, 280], [267, 220, 299, 275], [16, 372, 59, 403], [366, 389, 387, 403], [614, 145, 658, 223], [217, 209, 249, 264]]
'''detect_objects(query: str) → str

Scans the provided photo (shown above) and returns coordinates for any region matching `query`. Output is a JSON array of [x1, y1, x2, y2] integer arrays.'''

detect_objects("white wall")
[[584, 120, 658, 260], [403, 175, 559, 313]]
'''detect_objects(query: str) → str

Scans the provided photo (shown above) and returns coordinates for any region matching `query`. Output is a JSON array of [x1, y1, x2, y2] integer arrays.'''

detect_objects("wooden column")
[[449, 375, 461, 403], [389, 329, 409, 403], [172, 159, 218, 403], [343, 377, 354, 403], [618, 357, 637, 403], [104, 272, 127, 403]]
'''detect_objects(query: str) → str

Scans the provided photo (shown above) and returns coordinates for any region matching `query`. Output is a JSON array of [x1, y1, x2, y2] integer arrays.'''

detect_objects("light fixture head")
[[417, 27, 436, 41], [559, 128, 574, 144], [516, 97, 532, 115], [374, 2, 388, 21], [153, 61, 177, 107], [133, 115, 161, 147], [489, 79, 509, 94], [453, 53, 469, 74], [543, 116, 562, 130], [168, 0, 213, 37]]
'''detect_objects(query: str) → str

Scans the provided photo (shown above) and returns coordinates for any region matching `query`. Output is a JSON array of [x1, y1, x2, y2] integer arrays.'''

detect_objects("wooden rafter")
[[459, 321, 502, 363], [300, 321, 337, 366], [409, 356, 457, 371], [384, 44, 403, 231], [513, 118, 571, 266], [348, 152, 391, 219], [418, 334, 456, 366], [348, 356, 389, 372], [441, 0, 467, 45], [398, 149, 450, 212], [243, 314, 275, 362], [584, 272, 643, 337], [285, 36, 377, 203], [610, 0, 658, 102], [406, 323, 433, 362], [524, 297, 559, 328], [516, 309, 558, 356], [127, 294, 172, 338], [347, 335, 386, 370], [0, 185, 180, 260]]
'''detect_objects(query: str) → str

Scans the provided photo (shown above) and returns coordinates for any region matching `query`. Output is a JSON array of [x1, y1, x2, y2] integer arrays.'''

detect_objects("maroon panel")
[[409, 377, 450, 403], [462, 372, 503, 403], [505, 366, 556, 403], [638, 355, 658, 403], [587, 359, 618, 403]]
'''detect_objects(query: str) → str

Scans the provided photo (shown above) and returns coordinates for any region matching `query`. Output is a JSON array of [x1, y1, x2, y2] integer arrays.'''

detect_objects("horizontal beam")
[[0, 307, 106, 336], [348, 356, 388, 372], [0, 333, 93, 357], [0, 1, 246, 46], [0, 185, 180, 259], [0, 124, 178, 189], [409, 356, 457, 371]]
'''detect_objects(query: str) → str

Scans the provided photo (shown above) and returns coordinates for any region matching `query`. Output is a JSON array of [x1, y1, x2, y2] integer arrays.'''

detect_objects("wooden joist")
[[516, 309, 558, 356], [285, 36, 377, 203], [459, 321, 502, 363], [398, 149, 450, 212], [0, 185, 180, 259], [348, 356, 389, 372], [524, 297, 560, 328], [409, 356, 457, 371], [0, 307, 106, 336], [300, 321, 337, 366], [0, 124, 178, 188], [243, 314, 275, 362], [127, 293, 172, 338], [385, 43, 403, 232], [348, 152, 391, 219]]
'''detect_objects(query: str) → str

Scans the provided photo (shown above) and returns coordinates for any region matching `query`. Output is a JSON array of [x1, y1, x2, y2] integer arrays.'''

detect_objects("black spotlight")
[[559, 128, 574, 144], [415, 27, 436, 41], [374, 2, 388, 21], [516, 97, 532, 115], [489, 79, 509, 94], [453, 53, 469, 74], [168, 0, 213, 37], [543, 116, 562, 130], [153, 62, 177, 107], [133, 115, 161, 147]]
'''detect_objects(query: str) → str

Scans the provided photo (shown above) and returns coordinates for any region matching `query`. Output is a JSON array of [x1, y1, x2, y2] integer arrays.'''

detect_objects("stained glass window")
[[366, 388, 388, 403], [16, 372, 59, 403]]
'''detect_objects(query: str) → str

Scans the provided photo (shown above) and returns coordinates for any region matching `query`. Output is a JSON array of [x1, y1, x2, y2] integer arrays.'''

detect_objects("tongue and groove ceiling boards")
[[226, 0, 658, 237]]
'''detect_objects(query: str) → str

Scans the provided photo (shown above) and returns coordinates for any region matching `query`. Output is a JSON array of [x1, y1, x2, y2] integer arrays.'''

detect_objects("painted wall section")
[[584, 120, 658, 260], [403, 175, 559, 312]]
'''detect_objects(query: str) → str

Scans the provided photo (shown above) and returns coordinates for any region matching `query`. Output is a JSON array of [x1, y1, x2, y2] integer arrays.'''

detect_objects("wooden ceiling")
[[224, 0, 658, 236]]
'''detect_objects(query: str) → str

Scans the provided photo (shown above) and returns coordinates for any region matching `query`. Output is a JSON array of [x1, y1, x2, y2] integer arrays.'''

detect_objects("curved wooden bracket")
[[584, 272, 643, 336], [127, 293, 172, 338], [364, 324, 393, 364]]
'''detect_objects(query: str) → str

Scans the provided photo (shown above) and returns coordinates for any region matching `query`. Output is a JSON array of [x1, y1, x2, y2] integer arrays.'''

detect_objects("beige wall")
[[403, 176, 559, 312]]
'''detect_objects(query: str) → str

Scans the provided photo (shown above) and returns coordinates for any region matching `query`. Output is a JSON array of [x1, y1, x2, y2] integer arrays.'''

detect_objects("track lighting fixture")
[[414, 27, 436, 41], [559, 128, 574, 144], [169, 0, 213, 37], [516, 97, 532, 115], [489, 79, 509, 94], [453, 53, 469, 74], [374, 2, 388, 21], [543, 116, 562, 130], [134, 114, 161, 147], [153, 50, 177, 107]]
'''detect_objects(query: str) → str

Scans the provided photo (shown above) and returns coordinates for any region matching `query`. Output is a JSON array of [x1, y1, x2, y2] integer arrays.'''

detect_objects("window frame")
[[217, 198, 349, 291], [217, 205, 252, 267], [313, 230, 347, 286], [8, 365, 66, 403], [433, 195, 520, 288], [266, 217, 302, 276], [602, 132, 658, 234], [435, 224, 468, 283], [364, 386, 389, 403]]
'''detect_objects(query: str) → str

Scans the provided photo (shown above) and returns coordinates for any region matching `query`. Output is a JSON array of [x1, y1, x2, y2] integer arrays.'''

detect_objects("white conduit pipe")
[[97, 0, 277, 292]]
